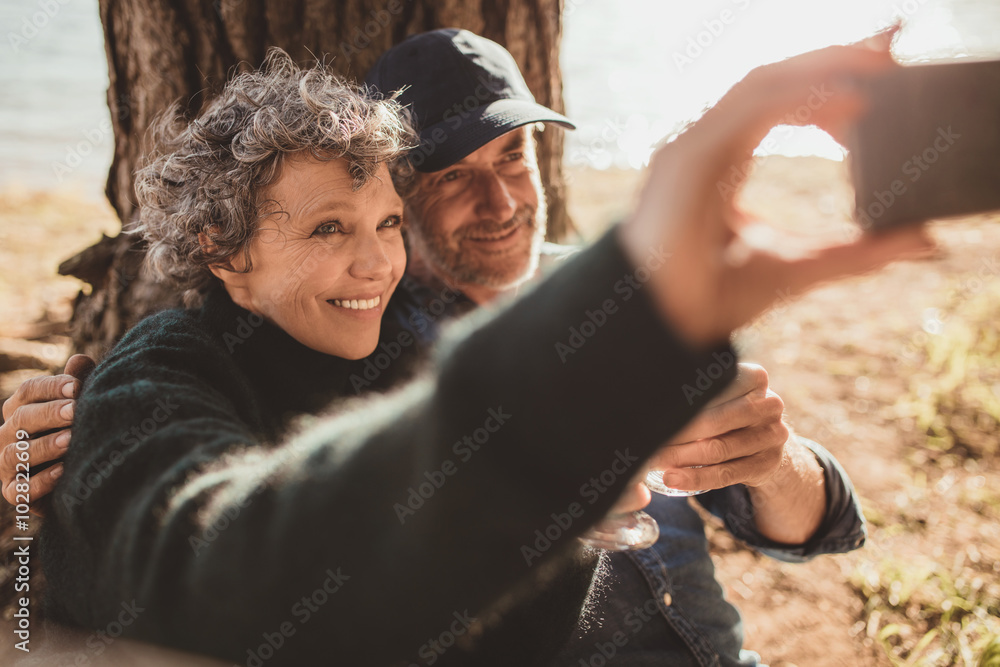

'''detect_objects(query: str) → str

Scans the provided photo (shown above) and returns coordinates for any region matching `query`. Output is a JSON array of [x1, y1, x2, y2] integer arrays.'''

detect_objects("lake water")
[[1, 0, 998, 198]]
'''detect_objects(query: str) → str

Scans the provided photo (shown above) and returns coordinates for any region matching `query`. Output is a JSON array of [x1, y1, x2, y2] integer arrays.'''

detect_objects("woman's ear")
[[199, 229, 259, 313], [199, 230, 246, 284]]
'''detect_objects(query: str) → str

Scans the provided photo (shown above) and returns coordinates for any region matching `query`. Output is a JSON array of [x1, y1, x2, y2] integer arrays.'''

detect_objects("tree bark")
[[62, 0, 570, 360]]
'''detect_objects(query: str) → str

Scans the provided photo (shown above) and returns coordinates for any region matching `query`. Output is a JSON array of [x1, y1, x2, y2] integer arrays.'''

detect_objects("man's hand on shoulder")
[[0, 354, 95, 514]]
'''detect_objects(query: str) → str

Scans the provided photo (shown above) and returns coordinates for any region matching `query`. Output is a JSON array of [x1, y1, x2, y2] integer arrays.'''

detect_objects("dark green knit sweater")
[[40, 230, 736, 666]]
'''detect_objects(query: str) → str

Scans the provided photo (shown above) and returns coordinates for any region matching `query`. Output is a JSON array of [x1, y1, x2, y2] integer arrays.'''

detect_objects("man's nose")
[[349, 232, 393, 280], [474, 171, 517, 222]]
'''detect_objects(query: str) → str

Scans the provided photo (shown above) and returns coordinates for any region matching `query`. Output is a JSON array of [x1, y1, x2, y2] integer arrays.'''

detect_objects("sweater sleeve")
[[43, 228, 739, 665]]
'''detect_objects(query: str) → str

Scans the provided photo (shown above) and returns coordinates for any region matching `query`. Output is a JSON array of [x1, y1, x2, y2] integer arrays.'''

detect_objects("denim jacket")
[[555, 437, 866, 666]]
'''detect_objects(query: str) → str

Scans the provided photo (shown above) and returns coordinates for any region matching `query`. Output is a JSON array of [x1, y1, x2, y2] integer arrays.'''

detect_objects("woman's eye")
[[314, 222, 341, 235], [380, 215, 403, 229]]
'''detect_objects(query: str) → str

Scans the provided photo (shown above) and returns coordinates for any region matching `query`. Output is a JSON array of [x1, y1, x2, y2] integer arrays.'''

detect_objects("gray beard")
[[412, 204, 548, 290]]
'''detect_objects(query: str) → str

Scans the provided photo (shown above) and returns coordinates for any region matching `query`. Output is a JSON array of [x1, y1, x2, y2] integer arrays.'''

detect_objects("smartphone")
[[847, 58, 1000, 231]]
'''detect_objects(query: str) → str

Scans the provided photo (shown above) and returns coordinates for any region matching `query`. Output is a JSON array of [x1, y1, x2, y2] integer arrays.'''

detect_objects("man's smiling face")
[[404, 127, 547, 300]]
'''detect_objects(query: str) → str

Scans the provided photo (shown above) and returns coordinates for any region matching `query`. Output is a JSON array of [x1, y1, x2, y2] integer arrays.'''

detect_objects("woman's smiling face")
[[213, 155, 406, 359]]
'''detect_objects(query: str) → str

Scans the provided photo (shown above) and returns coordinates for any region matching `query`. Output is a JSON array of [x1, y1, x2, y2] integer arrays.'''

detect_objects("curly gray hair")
[[133, 47, 416, 305]]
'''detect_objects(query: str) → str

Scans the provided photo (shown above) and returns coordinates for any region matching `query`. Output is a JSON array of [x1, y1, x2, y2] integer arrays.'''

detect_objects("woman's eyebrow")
[[298, 198, 356, 220]]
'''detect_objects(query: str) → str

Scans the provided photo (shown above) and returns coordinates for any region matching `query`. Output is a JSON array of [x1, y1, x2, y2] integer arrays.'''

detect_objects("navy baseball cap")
[[364, 28, 575, 172]]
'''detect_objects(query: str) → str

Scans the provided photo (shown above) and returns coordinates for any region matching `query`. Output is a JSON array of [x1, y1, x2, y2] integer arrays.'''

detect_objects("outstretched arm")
[[43, 233, 737, 666]]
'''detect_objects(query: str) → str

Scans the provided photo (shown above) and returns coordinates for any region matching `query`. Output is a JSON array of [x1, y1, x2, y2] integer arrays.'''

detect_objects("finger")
[[29, 463, 64, 507], [703, 363, 769, 410], [3, 398, 75, 437], [2, 374, 80, 421], [775, 224, 937, 298], [26, 430, 71, 468], [712, 223, 936, 330], [692, 40, 898, 186], [610, 481, 652, 514], [859, 23, 901, 53], [1, 463, 63, 508], [666, 388, 784, 446], [64, 354, 97, 384], [661, 445, 784, 491], [0, 430, 69, 485], [655, 414, 789, 470]]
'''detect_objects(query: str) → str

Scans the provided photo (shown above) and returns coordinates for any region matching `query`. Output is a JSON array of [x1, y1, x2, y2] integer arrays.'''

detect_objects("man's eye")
[[314, 222, 341, 235], [440, 170, 463, 183], [380, 215, 403, 229], [502, 152, 524, 163]]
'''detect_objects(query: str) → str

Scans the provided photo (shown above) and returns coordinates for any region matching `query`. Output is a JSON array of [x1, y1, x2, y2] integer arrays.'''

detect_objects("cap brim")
[[410, 98, 575, 172]]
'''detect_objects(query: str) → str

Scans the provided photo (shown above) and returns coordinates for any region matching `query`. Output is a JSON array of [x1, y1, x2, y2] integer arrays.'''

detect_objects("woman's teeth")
[[330, 296, 380, 310]]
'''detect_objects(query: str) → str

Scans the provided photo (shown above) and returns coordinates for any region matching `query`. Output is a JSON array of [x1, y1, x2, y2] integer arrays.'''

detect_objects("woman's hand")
[[620, 27, 936, 347]]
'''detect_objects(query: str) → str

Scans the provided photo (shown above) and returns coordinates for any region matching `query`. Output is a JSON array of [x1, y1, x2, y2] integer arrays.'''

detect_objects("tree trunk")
[[62, 0, 570, 360]]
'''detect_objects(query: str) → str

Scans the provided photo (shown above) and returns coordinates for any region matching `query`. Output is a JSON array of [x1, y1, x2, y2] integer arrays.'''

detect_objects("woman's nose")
[[349, 233, 393, 280]]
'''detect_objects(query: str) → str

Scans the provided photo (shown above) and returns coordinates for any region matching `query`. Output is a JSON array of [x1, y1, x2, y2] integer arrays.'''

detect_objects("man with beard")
[[361, 29, 866, 666]]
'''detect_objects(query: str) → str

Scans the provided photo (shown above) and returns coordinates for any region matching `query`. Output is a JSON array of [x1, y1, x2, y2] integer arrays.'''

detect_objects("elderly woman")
[[33, 39, 929, 666]]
